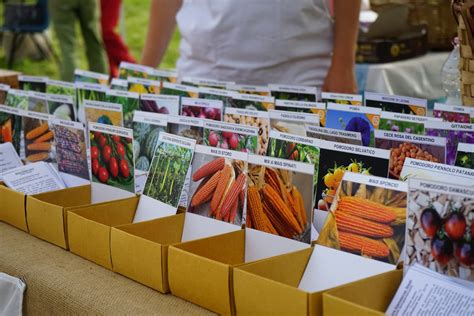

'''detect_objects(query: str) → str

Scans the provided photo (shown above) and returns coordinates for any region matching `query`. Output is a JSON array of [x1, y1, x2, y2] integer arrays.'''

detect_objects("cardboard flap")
[[0, 184, 28, 231], [91, 182, 136, 204], [31, 185, 91, 207], [181, 213, 241, 243], [244, 228, 310, 263]]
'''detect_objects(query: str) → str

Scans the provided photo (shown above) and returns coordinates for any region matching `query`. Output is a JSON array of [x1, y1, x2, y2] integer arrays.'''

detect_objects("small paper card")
[[306, 125, 362, 145], [110, 78, 128, 91], [0, 143, 22, 174], [425, 121, 474, 165], [203, 120, 259, 154], [379, 111, 442, 135], [118, 61, 155, 80], [0, 84, 9, 104], [374, 130, 447, 179], [224, 107, 270, 155], [246, 154, 314, 243], [88, 122, 135, 193], [160, 82, 199, 98], [46, 79, 75, 97], [106, 89, 140, 128], [187, 144, 248, 225], [0, 105, 25, 155], [316, 140, 390, 211], [364, 91, 427, 116], [269, 84, 317, 102], [23, 111, 55, 164], [5, 89, 29, 109], [455, 142, 474, 169], [74, 69, 109, 85], [226, 83, 271, 96], [406, 178, 474, 281], [274, 100, 326, 125], [139, 94, 180, 115], [321, 92, 363, 105], [27, 91, 49, 113], [18, 75, 47, 92], [75, 82, 108, 123], [168, 115, 204, 144], [269, 109, 320, 137], [228, 92, 275, 111], [318, 172, 408, 264], [433, 103, 471, 123], [149, 68, 178, 83], [198, 86, 235, 108], [180, 97, 223, 121], [127, 77, 161, 94], [83, 100, 123, 126], [46, 93, 75, 121], [181, 76, 234, 89], [400, 158, 474, 186]]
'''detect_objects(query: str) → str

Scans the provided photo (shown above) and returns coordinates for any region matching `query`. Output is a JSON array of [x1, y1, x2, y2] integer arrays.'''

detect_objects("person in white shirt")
[[141, 0, 360, 93]]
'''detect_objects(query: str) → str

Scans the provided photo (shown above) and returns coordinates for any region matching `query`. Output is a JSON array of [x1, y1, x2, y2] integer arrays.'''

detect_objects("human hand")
[[322, 65, 358, 94]]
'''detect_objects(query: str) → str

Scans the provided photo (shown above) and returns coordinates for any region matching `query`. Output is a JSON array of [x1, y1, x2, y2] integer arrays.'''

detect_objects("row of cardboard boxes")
[[1, 182, 401, 315]]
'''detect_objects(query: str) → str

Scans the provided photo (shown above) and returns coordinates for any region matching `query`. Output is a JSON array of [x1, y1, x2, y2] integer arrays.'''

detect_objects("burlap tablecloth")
[[0, 222, 214, 315]]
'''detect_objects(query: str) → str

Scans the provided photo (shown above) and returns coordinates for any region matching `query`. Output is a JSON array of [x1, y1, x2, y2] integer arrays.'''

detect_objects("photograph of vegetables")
[[133, 123, 167, 171], [198, 92, 233, 108], [321, 98, 362, 106], [23, 118, 55, 163], [182, 105, 221, 120], [378, 117, 424, 135], [89, 131, 135, 193], [224, 113, 269, 155], [455, 149, 474, 169], [28, 95, 48, 113], [5, 92, 28, 110], [425, 128, 474, 165], [188, 156, 247, 225], [84, 106, 123, 127], [53, 125, 89, 180], [76, 87, 107, 114], [325, 111, 377, 147], [365, 99, 426, 116], [318, 179, 407, 264], [169, 123, 203, 144], [139, 97, 178, 115], [46, 84, 75, 97], [306, 129, 362, 146], [142, 141, 193, 207], [48, 99, 75, 121], [106, 94, 139, 128], [228, 97, 274, 111], [270, 118, 309, 137], [119, 68, 152, 80], [159, 86, 198, 98], [316, 149, 389, 211], [0, 111, 22, 154], [128, 81, 160, 94], [20, 81, 46, 93], [246, 164, 313, 243], [74, 74, 108, 85], [0, 89, 8, 104], [270, 91, 316, 102], [433, 109, 471, 123], [406, 189, 473, 280], [203, 128, 257, 153]]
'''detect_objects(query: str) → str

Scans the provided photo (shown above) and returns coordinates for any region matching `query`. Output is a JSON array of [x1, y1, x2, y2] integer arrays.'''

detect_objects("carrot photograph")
[[23, 115, 55, 164], [0, 107, 22, 154]]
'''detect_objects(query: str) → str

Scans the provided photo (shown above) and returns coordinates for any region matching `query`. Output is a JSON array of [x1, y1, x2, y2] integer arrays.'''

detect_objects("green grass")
[[0, 0, 180, 78]]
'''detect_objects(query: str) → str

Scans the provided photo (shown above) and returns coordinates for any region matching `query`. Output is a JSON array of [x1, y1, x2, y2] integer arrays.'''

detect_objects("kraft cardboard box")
[[233, 245, 396, 316], [111, 212, 239, 293], [323, 269, 403, 316], [0, 184, 28, 232], [168, 228, 310, 316]]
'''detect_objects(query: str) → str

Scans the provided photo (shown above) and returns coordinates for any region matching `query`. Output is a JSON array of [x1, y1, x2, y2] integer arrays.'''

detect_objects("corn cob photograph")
[[23, 116, 56, 164], [188, 154, 248, 225], [317, 173, 407, 264]]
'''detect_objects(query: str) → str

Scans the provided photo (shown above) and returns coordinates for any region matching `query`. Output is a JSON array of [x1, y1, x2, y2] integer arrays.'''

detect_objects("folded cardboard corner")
[[0, 184, 28, 232]]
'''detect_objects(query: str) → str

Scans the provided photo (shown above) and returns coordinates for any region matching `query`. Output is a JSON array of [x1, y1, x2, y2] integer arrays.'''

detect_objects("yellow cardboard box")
[[0, 184, 28, 231], [111, 212, 239, 293], [323, 269, 403, 316], [168, 228, 309, 315], [67, 196, 139, 270]]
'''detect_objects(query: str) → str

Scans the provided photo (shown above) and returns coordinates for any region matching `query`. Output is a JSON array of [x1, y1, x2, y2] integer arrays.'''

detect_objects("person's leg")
[[78, 0, 108, 74], [48, 0, 77, 81], [100, 0, 136, 77]]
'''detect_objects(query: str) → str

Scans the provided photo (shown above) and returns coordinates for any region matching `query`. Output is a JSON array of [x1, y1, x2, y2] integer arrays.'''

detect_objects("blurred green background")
[[0, 0, 180, 78]]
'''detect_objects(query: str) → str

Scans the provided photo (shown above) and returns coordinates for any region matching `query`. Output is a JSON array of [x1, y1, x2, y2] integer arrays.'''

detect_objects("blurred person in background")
[[49, 0, 107, 81], [141, 0, 360, 93], [100, 0, 136, 78]]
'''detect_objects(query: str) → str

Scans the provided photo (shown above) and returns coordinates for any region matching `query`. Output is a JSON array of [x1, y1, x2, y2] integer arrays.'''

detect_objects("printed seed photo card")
[[433, 103, 471, 123], [118, 61, 155, 80], [74, 69, 109, 85], [110, 78, 128, 91], [140, 94, 180, 115], [274, 100, 326, 125], [159, 82, 199, 98], [168, 115, 204, 144], [181, 76, 234, 89], [46, 79, 76, 98], [226, 83, 271, 97], [23, 111, 55, 164], [180, 97, 223, 121], [106, 89, 140, 128], [83, 100, 123, 127], [198, 86, 235, 108], [455, 142, 474, 170], [5, 89, 29, 109], [269, 84, 318, 102], [228, 92, 275, 111], [306, 125, 362, 145], [0, 83, 9, 104], [203, 120, 259, 154], [27, 91, 49, 113], [46, 93, 75, 121], [364, 92, 427, 116], [75, 82, 108, 123], [321, 92, 363, 105], [378, 111, 441, 135], [269, 109, 320, 137], [0, 105, 25, 155], [127, 77, 161, 94], [18, 75, 47, 92]]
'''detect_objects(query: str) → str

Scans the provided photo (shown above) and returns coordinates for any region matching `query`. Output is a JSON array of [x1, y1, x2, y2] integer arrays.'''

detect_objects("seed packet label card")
[[406, 178, 474, 281], [0, 83, 10, 103], [316, 140, 390, 211], [188, 144, 248, 225], [455, 142, 474, 169], [0, 105, 25, 155], [433, 103, 472, 123], [181, 76, 234, 89], [229, 93, 275, 111], [224, 107, 270, 155], [127, 77, 161, 94], [149, 68, 178, 83], [50, 119, 90, 187], [159, 82, 199, 98], [269, 84, 318, 102], [386, 264, 474, 316], [76, 82, 108, 123], [46, 79, 76, 97], [0, 143, 22, 174], [23, 111, 55, 164], [318, 172, 407, 264], [74, 69, 109, 85], [18, 75, 47, 92], [110, 78, 128, 91], [140, 94, 180, 115], [106, 89, 139, 128], [198, 87, 236, 108], [134, 132, 196, 222], [364, 92, 428, 116], [306, 125, 362, 146], [27, 91, 49, 113], [425, 121, 474, 166], [379, 111, 441, 135], [203, 120, 259, 154], [269, 109, 320, 137], [5, 89, 29, 109], [275, 99, 326, 124], [2, 161, 66, 195], [168, 115, 204, 144], [180, 97, 223, 121], [46, 94, 75, 121], [83, 100, 123, 127], [132, 111, 168, 193], [400, 158, 474, 186], [118, 61, 155, 80], [321, 92, 363, 105], [226, 83, 271, 96], [246, 154, 314, 243], [374, 130, 447, 179], [325, 103, 380, 147], [88, 122, 135, 194]]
